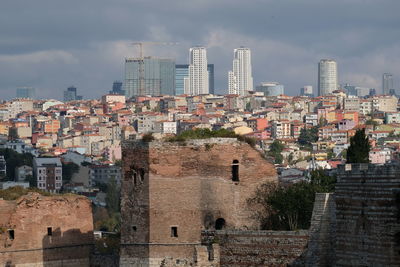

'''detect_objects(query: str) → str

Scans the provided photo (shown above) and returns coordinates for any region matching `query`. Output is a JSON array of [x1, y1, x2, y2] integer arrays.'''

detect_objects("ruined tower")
[[120, 138, 277, 266]]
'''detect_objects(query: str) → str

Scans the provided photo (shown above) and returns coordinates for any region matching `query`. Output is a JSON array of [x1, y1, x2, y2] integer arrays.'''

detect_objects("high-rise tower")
[[184, 47, 209, 95], [318, 59, 338, 96], [228, 47, 253, 96], [382, 73, 393, 95]]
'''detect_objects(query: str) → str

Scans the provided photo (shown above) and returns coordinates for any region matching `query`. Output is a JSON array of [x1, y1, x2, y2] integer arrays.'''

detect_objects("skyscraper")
[[175, 64, 214, 95], [124, 57, 175, 98], [318, 59, 338, 96], [110, 81, 125, 95], [382, 73, 393, 95], [184, 47, 209, 95], [16, 87, 35, 99], [228, 47, 253, 96], [300, 86, 313, 97], [63, 86, 82, 102]]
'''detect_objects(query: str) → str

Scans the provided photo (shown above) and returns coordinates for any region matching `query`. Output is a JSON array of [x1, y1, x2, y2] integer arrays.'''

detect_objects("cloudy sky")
[[1, 0, 399, 100]]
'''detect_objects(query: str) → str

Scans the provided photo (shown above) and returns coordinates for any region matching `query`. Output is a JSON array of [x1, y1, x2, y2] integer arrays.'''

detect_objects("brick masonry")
[[0, 192, 93, 266], [120, 138, 277, 266]]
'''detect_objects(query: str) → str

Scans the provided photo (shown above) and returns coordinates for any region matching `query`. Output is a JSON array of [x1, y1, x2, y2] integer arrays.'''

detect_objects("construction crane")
[[131, 42, 178, 96]]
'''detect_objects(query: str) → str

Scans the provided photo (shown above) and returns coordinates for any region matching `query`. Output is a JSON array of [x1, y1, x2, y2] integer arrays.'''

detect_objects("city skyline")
[[0, 1, 399, 99]]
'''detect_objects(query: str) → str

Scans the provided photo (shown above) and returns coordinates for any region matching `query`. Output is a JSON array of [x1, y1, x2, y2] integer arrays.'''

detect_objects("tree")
[[346, 129, 371, 163], [268, 140, 284, 164], [105, 176, 120, 214], [248, 170, 336, 230], [0, 149, 33, 180], [62, 162, 80, 183], [298, 126, 319, 148]]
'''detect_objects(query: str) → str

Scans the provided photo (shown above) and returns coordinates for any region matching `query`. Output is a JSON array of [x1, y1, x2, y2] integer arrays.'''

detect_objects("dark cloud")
[[0, 0, 400, 99]]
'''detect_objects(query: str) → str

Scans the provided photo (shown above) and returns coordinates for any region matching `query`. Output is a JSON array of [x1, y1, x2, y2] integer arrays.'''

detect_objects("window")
[[8, 229, 14, 240], [132, 226, 137, 232], [232, 160, 239, 182], [215, 218, 226, 230], [139, 168, 145, 182], [47, 227, 52, 236], [171, 227, 178, 237]]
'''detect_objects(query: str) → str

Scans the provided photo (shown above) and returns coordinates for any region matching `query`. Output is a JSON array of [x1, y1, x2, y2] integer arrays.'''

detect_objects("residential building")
[[175, 64, 214, 95], [318, 59, 338, 96], [271, 120, 291, 139], [184, 47, 209, 95], [33, 157, 62, 193], [89, 165, 122, 186], [0, 156, 6, 178], [228, 47, 253, 95], [15, 165, 33, 182]]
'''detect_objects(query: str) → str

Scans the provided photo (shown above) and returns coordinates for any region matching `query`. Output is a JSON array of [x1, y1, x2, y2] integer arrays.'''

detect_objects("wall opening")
[[139, 168, 145, 182], [232, 160, 239, 182], [171, 226, 178, 237], [47, 227, 52, 236], [215, 218, 226, 230], [132, 226, 137, 232], [8, 230, 14, 240]]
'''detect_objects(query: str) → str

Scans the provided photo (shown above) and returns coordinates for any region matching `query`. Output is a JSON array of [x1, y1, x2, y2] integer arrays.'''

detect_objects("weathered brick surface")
[[120, 138, 277, 266], [306, 193, 336, 266], [335, 163, 400, 266], [0, 192, 93, 266], [201, 230, 309, 266]]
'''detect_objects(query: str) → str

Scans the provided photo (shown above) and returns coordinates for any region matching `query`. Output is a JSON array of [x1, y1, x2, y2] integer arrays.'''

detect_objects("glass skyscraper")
[[124, 57, 175, 98], [175, 64, 214, 95], [16, 87, 35, 99]]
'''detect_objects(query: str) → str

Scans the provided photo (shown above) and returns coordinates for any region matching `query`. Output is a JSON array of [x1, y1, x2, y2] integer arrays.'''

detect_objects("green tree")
[[62, 162, 80, 183], [268, 140, 284, 164], [248, 170, 336, 230], [298, 126, 319, 148], [105, 176, 120, 214], [0, 149, 33, 180], [346, 129, 371, 163]]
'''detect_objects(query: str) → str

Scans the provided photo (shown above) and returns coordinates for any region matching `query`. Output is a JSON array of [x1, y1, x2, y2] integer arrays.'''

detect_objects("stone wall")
[[306, 193, 336, 266], [201, 230, 309, 266], [0, 192, 93, 266], [120, 138, 277, 266], [335, 163, 400, 266]]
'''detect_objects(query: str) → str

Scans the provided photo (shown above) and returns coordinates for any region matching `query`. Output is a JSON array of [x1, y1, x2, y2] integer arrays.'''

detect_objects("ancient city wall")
[[0, 192, 93, 267], [120, 138, 277, 266], [335, 163, 400, 266], [201, 230, 309, 266]]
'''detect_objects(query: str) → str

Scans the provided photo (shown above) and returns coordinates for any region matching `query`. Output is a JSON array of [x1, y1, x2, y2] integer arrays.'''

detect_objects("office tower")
[[175, 64, 214, 95], [300, 86, 313, 97], [63, 86, 83, 102], [369, 88, 376, 96], [382, 73, 393, 95], [208, 64, 215, 94], [228, 47, 253, 95], [389, 89, 396, 96], [124, 57, 175, 98], [16, 87, 35, 99], [184, 47, 209, 95], [318, 59, 338, 96], [110, 81, 125, 95], [256, 82, 284, 96]]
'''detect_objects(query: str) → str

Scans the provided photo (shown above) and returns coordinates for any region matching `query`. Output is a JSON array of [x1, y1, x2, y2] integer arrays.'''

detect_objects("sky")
[[1, 0, 400, 100]]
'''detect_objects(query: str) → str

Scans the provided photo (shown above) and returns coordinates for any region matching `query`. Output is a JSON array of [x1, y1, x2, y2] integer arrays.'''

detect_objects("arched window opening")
[[215, 218, 226, 230], [232, 160, 239, 182], [133, 171, 137, 186], [139, 168, 145, 182]]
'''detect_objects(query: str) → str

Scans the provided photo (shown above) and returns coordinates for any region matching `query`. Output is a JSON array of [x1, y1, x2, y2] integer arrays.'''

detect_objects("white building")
[[228, 47, 253, 95], [318, 59, 338, 96], [33, 158, 62, 193], [184, 47, 209, 95]]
